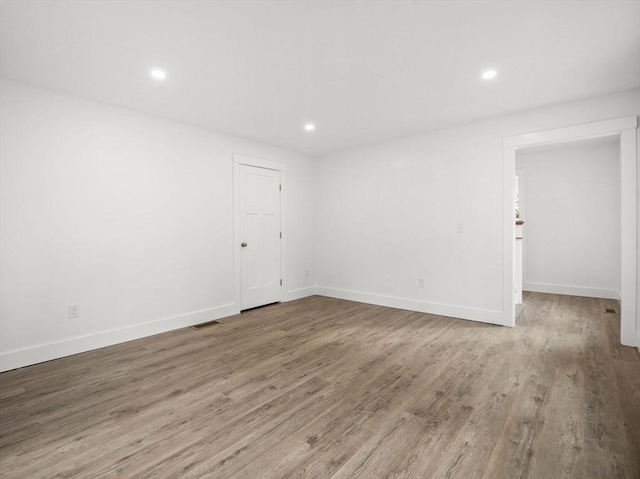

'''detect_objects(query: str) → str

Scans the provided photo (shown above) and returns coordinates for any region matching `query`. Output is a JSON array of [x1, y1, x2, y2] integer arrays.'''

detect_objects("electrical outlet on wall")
[[305, 269, 310, 278], [417, 278, 425, 288], [68, 304, 79, 319]]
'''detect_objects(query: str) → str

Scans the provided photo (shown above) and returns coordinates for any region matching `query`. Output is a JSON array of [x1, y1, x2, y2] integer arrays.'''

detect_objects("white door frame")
[[502, 116, 638, 347], [232, 154, 286, 310]]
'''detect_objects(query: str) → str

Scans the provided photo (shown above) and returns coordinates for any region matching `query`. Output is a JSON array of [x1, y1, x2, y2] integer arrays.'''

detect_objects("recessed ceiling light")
[[481, 70, 497, 80], [150, 69, 167, 80], [304, 123, 316, 132]]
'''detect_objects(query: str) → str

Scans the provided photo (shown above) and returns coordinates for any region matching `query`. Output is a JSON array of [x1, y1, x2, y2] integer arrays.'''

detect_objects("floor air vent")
[[604, 308, 616, 314], [191, 320, 221, 329]]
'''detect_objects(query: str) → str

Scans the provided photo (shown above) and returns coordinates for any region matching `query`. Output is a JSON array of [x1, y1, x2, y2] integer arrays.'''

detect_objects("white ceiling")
[[1, 0, 639, 157]]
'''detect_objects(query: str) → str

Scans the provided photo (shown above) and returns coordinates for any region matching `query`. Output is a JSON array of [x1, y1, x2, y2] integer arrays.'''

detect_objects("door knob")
[[241, 242, 248, 247]]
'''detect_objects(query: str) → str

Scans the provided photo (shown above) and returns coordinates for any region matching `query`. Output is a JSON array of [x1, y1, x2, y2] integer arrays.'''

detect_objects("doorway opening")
[[502, 117, 638, 347], [516, 136, 621, 301]]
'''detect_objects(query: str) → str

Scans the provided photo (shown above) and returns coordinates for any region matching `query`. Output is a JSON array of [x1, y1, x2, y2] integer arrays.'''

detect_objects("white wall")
[[2, 81, 638, 371], [516, 139, 620, 299], [0, 79, 315, 371], [315, 89, 639, 325]]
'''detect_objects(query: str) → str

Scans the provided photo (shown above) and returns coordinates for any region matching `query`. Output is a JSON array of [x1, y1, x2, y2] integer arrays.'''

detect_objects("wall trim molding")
[[523, 282, 620, 300], [503, 116, 637, 149], [0, 303, 239, 373], [284, 287, 317, 302], [0, 287, 320, 372], [316, 286, 504, 326]]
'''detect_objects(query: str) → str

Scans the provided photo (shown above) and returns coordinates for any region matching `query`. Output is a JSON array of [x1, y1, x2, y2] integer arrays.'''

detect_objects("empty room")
[[1, 1, 639, 478]]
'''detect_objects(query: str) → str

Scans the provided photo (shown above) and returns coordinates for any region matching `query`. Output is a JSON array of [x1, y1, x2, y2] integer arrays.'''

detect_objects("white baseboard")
[[0, 303, 239, 373], [283, 286, 317, 302], [523, 282, 620, 300], [315, 286, 505, 326]]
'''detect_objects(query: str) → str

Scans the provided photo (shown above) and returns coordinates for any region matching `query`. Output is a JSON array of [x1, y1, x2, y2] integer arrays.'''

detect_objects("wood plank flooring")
[[1, 293, 638, 478]]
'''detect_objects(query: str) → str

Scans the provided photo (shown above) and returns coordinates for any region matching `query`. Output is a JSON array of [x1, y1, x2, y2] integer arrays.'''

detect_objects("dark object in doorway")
[[191, 320, 221, 329]]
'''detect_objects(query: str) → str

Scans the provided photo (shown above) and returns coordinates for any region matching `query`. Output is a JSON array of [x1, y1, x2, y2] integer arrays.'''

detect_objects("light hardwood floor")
[[1, 293, 639, 478]]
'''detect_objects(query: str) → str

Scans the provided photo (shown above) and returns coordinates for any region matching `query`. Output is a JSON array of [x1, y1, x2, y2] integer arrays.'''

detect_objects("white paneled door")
[[239, 164, 282, 310]]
